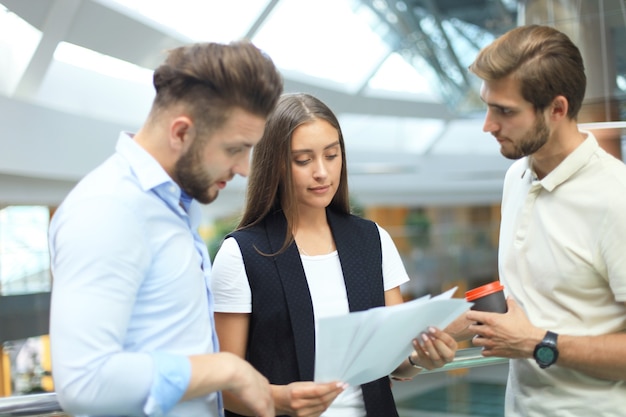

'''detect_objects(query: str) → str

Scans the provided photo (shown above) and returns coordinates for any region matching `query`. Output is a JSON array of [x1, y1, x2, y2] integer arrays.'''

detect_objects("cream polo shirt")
[[498, 131, 626, 416]]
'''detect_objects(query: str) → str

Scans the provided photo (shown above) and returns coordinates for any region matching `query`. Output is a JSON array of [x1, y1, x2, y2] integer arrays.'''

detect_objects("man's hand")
[[186, 353, 275, 417], [273, 381, 346, 417], [226, 358, 275, 417], [466, 297, 544, 359]]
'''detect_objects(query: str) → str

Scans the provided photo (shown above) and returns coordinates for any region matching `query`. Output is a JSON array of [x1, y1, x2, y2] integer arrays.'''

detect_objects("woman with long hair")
[[211, 93, 457, 417]]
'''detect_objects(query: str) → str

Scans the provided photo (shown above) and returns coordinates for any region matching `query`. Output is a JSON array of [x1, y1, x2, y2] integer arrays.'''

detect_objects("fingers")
[[470, 331, 505, 358], [286, 381, 346, 417], [466, 309, 491, 323], [427, 326, 458, 349], [291, 381, 346, 400], [412, 327, 458, 369]]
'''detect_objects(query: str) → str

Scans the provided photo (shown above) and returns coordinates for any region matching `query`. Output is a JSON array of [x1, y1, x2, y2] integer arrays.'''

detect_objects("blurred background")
[[1, 0, 625, 415]]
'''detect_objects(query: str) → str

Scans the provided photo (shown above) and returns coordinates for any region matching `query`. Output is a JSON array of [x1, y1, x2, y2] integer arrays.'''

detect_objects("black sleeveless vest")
[[226, 209, 399, 417]]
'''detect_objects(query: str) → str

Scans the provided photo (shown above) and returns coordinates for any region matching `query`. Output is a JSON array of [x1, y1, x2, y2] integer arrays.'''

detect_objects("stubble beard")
[[174, 142, 217, 205], [501, 116, 550, 160]]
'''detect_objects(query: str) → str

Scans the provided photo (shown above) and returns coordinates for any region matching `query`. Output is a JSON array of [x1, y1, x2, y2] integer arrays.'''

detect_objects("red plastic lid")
[[465, 280, 504, 301]]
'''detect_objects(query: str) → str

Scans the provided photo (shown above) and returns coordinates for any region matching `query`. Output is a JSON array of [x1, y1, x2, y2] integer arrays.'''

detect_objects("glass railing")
[[393, 348, 509, 417], [0, 347, 508, 417], [419, 346, 507, 374]]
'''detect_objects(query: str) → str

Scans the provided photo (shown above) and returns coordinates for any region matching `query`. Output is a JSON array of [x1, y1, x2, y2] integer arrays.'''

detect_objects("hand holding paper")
[[314, 287, 472, 386]]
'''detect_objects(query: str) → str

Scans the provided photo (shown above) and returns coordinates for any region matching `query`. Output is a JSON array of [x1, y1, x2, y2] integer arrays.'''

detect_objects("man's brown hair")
[[469, 25, 586, 119], [150, 40, 283, 133]]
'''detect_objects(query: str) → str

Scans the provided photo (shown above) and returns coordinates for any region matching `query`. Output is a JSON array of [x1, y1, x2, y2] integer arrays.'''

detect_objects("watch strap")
[[543, 330, 558, 347]]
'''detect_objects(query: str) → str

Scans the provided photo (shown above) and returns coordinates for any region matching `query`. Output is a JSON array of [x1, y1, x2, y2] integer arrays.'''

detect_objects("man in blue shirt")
[[48, 41, 286, 417]]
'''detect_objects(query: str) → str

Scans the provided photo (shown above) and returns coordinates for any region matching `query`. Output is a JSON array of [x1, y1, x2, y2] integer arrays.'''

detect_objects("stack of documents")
[[314, 287, 472, 386]]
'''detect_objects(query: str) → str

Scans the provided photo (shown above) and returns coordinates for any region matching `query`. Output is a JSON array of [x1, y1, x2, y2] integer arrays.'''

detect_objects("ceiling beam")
[[13, 0, 82, 100], [244, 0, 281, 40]]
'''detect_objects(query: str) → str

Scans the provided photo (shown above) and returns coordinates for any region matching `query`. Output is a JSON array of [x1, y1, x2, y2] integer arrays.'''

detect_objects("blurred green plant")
[[405, 208, 431, 249], [206, 216, 239, 262], [350, 197, 364, 217]]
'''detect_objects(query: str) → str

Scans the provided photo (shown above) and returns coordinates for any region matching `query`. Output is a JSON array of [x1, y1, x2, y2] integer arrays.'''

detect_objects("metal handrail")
[[0, 392, 65, 417], [0, 348, 507, 417]]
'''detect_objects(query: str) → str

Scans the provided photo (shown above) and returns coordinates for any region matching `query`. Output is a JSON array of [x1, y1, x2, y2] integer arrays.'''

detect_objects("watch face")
[[536, 346, 556, 365]]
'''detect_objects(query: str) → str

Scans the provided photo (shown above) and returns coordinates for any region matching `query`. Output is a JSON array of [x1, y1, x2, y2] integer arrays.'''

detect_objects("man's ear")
[[169, 115, 194, 152], [549, 95, 569, 121]]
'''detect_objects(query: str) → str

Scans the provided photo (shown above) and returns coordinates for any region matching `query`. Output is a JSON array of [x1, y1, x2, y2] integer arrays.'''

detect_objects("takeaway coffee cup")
[[465, 280, 507, 313]]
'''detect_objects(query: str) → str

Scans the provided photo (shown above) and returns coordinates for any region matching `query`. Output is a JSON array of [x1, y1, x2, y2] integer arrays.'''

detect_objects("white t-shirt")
[[499, 132, 626, 417], [211, 224, 409, 417]]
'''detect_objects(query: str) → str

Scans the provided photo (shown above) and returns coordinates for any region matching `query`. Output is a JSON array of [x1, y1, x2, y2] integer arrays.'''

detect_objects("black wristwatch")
[[533, 330, 559, 369]]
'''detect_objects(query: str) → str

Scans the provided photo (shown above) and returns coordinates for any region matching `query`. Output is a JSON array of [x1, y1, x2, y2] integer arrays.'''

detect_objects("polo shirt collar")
[[531, 130, 598, 192]]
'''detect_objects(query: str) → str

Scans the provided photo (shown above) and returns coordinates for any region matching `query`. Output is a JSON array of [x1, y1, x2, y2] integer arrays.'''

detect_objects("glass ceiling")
[[103, 0, 438, 96], [0, 0, 508, 162], [0, 0, 484, 103], [2, 0, 625, 130], [1, 0, 624, 212]]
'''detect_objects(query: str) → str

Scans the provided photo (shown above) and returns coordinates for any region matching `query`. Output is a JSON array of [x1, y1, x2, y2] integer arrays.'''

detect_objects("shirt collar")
[[116, 132, 178, 194], [115, 132, 205, 224], [530, 130, 598, 192]]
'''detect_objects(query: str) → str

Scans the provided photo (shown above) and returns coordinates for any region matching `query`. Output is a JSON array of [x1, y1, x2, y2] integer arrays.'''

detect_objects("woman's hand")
[[391, 326, 458, 380], [411, 326, 458, 370]]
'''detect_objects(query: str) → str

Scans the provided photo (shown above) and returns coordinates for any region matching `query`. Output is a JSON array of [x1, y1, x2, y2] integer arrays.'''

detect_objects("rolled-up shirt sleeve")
[[143, 352, 191, 416]]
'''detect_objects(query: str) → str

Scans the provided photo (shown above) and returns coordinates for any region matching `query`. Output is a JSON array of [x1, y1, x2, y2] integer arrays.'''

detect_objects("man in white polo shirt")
[[464, 25, 626, 417]]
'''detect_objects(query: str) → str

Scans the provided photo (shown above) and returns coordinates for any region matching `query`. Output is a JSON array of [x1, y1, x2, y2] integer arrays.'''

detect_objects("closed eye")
[[227, 146, 249, 156]]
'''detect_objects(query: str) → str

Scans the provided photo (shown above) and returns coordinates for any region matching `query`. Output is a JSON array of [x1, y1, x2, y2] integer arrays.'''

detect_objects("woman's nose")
[[313, 158, 328, 178]]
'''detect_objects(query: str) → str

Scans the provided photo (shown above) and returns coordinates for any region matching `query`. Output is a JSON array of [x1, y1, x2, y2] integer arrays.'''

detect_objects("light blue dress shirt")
[[49, 133, 222, 417]]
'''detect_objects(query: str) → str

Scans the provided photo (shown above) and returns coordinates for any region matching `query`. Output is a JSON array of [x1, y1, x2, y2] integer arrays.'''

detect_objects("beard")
[[174, 141, 217, 205], [501, 115, 549, 160]]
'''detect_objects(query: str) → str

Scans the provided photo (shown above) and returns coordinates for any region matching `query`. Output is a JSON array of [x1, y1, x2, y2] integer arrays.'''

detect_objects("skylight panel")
[[0, 4, 42, 96], [366, 52, 441, 101], [252, 0, 391, 92], [37, 41, 155, 125], [103, 0, 272, 42], [53, 41, 153, 84]]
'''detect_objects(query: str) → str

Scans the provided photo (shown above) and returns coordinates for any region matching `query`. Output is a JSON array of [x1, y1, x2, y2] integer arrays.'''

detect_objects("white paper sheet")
[[314, 287, 472, 386]]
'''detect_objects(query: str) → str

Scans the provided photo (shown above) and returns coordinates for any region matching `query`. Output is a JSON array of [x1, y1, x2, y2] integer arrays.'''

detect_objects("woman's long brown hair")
[[237, 93, 350, 254]]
